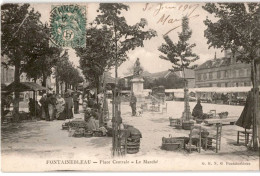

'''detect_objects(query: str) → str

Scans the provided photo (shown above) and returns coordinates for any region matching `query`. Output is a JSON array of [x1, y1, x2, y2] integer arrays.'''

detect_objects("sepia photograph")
[[1, 1, 260, 172]]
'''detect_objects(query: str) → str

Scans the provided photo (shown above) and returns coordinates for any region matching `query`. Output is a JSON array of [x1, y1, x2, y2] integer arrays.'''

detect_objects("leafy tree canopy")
[[203, 3, 260, 64], [158, 16, 199, 74]]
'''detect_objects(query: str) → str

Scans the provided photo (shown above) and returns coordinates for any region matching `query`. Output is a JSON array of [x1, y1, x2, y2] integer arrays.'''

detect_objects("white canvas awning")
[[165, 86, 255, 94], [195, 87, 252, 93]]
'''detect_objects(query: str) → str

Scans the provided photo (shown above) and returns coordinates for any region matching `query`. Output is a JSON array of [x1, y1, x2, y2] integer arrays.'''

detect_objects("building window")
[[225, 83, 228, 87], [217, 71, 221, 79], [233, 70, 236, 78], [247, 68, 251, 76], [224, 70, 228, 78], [209, 72, 213, 79], [197, 74, 201, 81], [217, 83, 221, 87], [239, 69, 244, 77], [203, 73, 207, 80]]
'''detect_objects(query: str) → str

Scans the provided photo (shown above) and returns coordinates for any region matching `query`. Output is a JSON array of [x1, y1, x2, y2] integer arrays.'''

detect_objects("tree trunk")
[[252, 61, 259, 151], [13, 60, 21, 122], [56, 76, 59, 94], [96, 77, 100, 105], [42, 74, 47, 92], [33, 78, 36, 101], [65, 83, 68, 92]]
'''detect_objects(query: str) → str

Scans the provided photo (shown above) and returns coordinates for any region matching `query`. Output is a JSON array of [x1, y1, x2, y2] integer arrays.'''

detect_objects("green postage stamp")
[[50, 5, 86, 48]]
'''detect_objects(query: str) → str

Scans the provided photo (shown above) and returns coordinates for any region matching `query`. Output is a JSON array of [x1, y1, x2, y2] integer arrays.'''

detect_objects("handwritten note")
[[143, 3, 200, 35]]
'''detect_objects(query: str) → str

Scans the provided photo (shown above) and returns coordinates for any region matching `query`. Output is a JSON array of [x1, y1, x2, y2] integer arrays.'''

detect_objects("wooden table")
[[204, 117, 237, 125]]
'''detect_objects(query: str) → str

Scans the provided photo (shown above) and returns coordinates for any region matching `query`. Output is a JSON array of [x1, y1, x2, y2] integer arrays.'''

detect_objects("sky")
[[31, 2, 224, 77]]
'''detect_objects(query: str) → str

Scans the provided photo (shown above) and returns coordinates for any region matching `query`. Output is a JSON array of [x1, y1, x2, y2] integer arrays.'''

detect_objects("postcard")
[[1, 2, 259, 172]]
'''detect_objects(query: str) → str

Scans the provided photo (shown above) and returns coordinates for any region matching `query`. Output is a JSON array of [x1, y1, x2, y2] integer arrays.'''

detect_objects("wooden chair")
[[209, 110, 216, 118], [237, 129, 252, 146], [169, 118, 182, 128], [186, 125, 202, 153], [207, 123, 222, 153], [161, 103, 167, 114]]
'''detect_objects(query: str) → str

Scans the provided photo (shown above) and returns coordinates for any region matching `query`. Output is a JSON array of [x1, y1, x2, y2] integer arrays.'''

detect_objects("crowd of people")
[[28, 91, 81, 121]]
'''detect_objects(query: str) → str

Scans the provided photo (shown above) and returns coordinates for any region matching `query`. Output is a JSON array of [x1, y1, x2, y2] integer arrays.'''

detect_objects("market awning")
[[194, 87, 252, 93], [3, 82, 48, 92], [165, 89, 184, 93]]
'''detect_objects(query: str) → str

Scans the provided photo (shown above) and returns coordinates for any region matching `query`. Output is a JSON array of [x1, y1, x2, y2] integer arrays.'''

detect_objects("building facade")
[[195, 51, 260, 88], [119, 69, 195, 90]]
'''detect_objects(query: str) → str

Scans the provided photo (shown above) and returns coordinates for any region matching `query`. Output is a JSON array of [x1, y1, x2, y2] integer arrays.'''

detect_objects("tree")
[[55, 51, 84, 92], [96, 3, 157, 75], [75, 26, 114, 94], [158, 16, 199, 122], [158, 16, 199, 78], [1, 4, 46, 121], [153, 76, 185, 89], [203, 3, 260, 150], [22, 23, 62, 87], [96, 3, 157, 156]]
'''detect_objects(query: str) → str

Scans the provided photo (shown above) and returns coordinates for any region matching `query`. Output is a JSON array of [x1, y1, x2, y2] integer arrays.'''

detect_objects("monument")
[[130, 58, 144, 102]]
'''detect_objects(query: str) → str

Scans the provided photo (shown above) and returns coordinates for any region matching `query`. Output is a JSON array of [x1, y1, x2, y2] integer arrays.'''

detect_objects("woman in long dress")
[[47, 93, 56, 121], [192, 99, 203, 119], [40, 94, 49, 120], [64, 92, 74, 119], [56, 94, 65, 120]]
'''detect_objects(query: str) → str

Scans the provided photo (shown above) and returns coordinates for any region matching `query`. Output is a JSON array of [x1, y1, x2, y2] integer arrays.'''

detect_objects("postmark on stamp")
[[50, 4, 86, 48]]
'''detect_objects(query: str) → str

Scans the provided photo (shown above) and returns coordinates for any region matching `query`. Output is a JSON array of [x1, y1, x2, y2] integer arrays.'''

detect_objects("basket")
[[169, 117, 182, 129], [182, 121, 194, 130], [73, 128, 85, 138], [93, 130, 103, 137], [218, 112, 228, 119], [196, 119, 203, 124], [84, 131, 93, 138], [127, 148, 139, 154], [62, 120, 71, 130], [62, 123, 69, 130], [161, 135, 184, 151], [127, 144, 140, 154], [201, 131, 209, 138]]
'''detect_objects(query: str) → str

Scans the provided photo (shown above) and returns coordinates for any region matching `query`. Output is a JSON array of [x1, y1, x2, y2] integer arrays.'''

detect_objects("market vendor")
[[56, 94, 65, 120], [64, 92, 74, 119], [73, 91, 80, 114], [40, 94, 49, 121], [85, 108, 99, 132], [192, 99, 203, 119]]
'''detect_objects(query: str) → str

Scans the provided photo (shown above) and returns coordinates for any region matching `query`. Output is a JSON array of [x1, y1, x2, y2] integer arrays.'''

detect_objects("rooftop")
[[195, 57, 231, 70]]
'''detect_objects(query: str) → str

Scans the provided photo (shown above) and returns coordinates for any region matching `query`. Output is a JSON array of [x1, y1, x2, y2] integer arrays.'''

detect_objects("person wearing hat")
[[130, 92, 137, 116], [192, 99, 203, 119], [47, 93, 56, 121], [40, 93, 49, 121], [64, 92, 74, 119], [73, 91, 80, 114], [56, 94, 65, 120]]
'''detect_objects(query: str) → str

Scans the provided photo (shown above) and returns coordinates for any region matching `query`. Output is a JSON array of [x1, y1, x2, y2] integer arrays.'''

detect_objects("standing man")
[[73, 91, 79, 114], [130, 93, 137, 116]]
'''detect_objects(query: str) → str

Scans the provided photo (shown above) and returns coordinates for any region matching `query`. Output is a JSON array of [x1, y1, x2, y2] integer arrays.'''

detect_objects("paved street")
[[1, 101, 259, 171]]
